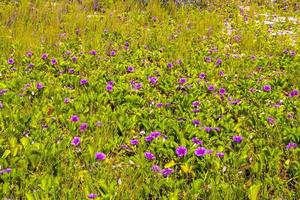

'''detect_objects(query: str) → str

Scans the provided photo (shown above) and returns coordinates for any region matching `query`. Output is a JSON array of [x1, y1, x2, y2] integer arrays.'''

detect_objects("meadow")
[[0, 0, 299, 199]]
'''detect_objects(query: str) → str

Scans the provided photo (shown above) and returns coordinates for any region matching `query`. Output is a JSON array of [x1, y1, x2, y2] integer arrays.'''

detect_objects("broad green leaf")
[[2, 150, 11, 158], [248, 182, 261, 200]]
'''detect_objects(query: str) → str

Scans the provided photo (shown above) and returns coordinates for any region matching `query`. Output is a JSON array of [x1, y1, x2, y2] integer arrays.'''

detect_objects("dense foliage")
[[0, 0, 299, 199]]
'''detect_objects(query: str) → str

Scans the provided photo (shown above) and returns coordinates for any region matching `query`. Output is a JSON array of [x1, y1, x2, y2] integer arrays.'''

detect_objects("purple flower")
[[130, 80, 136, 85], [36, 82, 44, 90], [192, 109, 200, 113], [89, 50, 97, 55], [192, 119, 200, 126], [232, 136, 243, 143], [148, 77, 158, 85], [95, 152, 106, 160], [192, 101, 200, 107], [79, 123, 88, 132], [161, 168, 173, 177], [87, 194, 98, 199], [106, 84, 113, 92], [26, 51, 33, 57], [110, 50, 116, 56], [177, 59, 183, 65], [65, 51, 71, 55], [176, 146, 188, 157], [127, 66, 135, 72], [249, 88, 256, 93], [68, 68, 75, 74], [72, 56, 78, 62], [208, 85, 215, 91], [95, 121, 103, 127], [263, 85, 271, 92], [151, 165, 161, 173], [219, 88, 226, 95], [204, 127, 212, 133], [219, 70, 224, 76], [150, 131, 161, 138], [267, 117, 275, 125], [195, 147, 206, 157], [156, 102, 163, 108], [192, 137, 203, 145], [215, 58, 222, 66], [70, 115, 80, 122], [167, 63, 174, 68], [8, 58, 14, 65], [107, 81, 114, 86], [41, 53, 48, 60], [51, 58, 57, 65], [165, 102, 172, 107], [0, 102, 3, 109], [0, 168, 12, 175], [178, 78, 186, 85], [286, 143, 298, 150], [204, 56, 211, 63], [213, 127, 221, 132], [290, 51, 296, 57], [130, 139, 139, 146], [5, 168, 12, 173], [289, 89, 299, 97], [145, 135, 154, 142], [80, 79, 88, 85], [64, 98, 70, 104], [133, 83, 142, 90], [120, 144, 130, 150], [71, 136, 80, 146], [287, 113, 294, 119], [199, 73, 205, 79], [144, 152, 156, 161], [216, 152, 224, 158], [205, 149, 213, 154]]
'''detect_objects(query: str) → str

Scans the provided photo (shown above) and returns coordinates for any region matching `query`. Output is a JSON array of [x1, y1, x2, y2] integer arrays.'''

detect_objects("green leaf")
[[2, 150, 11, 158], [26, 193, 35, 200], [248, 182, 261, 200], [21, 137, 30, 149]]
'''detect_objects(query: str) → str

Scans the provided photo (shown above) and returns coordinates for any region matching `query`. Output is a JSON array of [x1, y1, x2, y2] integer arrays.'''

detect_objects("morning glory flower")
[[36, 82, 44, 90], [263, 85, 271, 92], [232, 136, 243, 143], [79, 123, 88, 132], [176, 146, 188, 157], [195, 147, 206, 157], [95, 152, 106, 160], [87, 194, 98, 199], [161, 168, 173, 177], [144, 152, 156, 161], [151, 165, 161, 173], [216, 152, 224, 158], [70, 115, 80, 122], [80, 79, 88, 85], [192, 137, 203, 145], [286, 143, 298, 150], [219, 88, 226, 95], [130, 139, 139, 146], [71, 136, 80, 146]]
